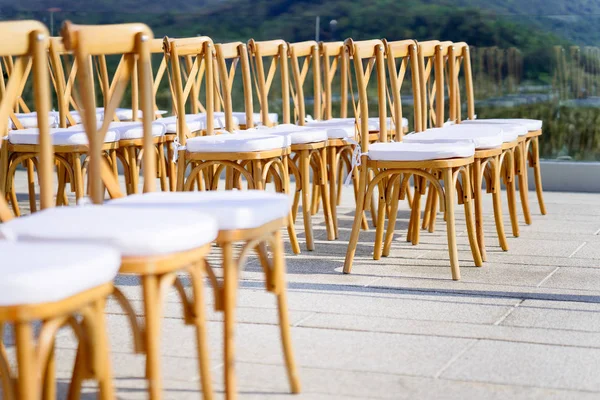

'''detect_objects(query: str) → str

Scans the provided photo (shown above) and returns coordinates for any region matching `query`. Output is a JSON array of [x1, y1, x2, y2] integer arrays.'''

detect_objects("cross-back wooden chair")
[[54, 21, 218, 399], [342, 38, 481, 280], [248, 39, 335, 250], [0, 20, 119, 400], [410, 40, 515, 260], [104, 37, 302, 400], [451, 42, 546, 222]]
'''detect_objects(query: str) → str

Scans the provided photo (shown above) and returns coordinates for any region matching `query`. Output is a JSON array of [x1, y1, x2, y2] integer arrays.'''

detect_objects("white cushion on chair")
[[115, 108, 168, 121], [8, 127, 120, 146], [0, 206, 218, 257], [368, 141, 475, 161], [403, 125, 504, 150], [109, 121, 166, 140], [0, 241, 121, 306], [9, 112, 59, 130], [305, 119, 358, 139], [162, 113, 239, 134], [231, 111, 278, 125], [108, 190, 291, 231], [251, 124, 328, 144], [463, 118, 542, 131], [186, 131, 290, 153]]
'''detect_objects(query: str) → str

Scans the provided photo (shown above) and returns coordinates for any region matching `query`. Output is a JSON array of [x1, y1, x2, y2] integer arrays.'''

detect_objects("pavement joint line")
[[536, 267, 561, 288], [493, 299, 525, 325], [363, 277, 383, 287], [433, 339, 479, 379], [569, 242, 587, 258], [595, 228, 600, 235]]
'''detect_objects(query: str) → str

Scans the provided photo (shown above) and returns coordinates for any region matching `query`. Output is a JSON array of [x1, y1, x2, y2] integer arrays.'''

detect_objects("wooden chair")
[[0, 20, 118, 400], [107, 39, 301, 400], [248, 39, 335, 250], [342, 39, 481, 280], [2, 22, 221, 399], [450, 42, 546, 221], [406, 40, 512, 260]]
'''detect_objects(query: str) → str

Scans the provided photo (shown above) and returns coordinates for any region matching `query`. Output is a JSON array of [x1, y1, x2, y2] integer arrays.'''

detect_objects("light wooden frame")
[[342, 38, 481, 280]]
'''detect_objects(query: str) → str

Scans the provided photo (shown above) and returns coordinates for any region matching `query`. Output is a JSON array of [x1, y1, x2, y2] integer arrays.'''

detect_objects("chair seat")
[[162, 113, 239, 134], [108, 121, 166, 140], [463, 118, 542, 132], [0, 241, 120, 306], [403, 125, 504, 150], [186, 131, 290, 153], [0, 206, 218, 257], [460, 120, 530, 139], [252, 124, 328, 144], [115, 108, 168, 121], [305, 119, 359, 139], [108, 190, 291, 231], [231, 111, 278, 125], [8, 127, 120, 146], [368, 141, 475, 161], [9, 112, 59, 130]]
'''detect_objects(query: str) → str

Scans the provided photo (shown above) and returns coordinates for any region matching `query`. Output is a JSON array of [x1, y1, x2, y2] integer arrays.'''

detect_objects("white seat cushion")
[[0, 241, 120, 306], [108, 190, 291, 231], [162, 113, 239, 134], [108, 121, 166, 140], [252, 124, 328, 144], [9, 112, 59, 130], [463, 118, 542, 131], [369, 116, 409, 130], [0, 206, 218, 257], [8, 127, 120, 146], [460, 122, 525, 142], [403, 125, 504, 150], [231, 111, 278, 125], [186, 131, 290, 153], [368, 141, 475, 161], [305, 119, 358, 139], [65, 110, 105, 125], [115, 108, 168, 121]]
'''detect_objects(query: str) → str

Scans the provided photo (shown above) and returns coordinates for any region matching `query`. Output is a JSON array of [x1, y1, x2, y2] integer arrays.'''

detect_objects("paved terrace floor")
[[4, 171, 600, 399]]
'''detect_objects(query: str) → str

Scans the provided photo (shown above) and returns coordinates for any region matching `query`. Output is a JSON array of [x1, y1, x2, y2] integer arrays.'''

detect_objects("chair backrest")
[[416, 40, 450, 129], [320, 41, 348, 120], [48, 37, 82, 127], [247, 39, 290, 125], [149, 38, 170, 118], [214, 41, 254, 131], [448, 42, 475, 123], [344, 38, 386, 152], [61, 21, 155, 204], [0, 20, 51, 221], [288, 40, 321, 124], [163, 36, 215, 141], [382, 39, 422, 138]]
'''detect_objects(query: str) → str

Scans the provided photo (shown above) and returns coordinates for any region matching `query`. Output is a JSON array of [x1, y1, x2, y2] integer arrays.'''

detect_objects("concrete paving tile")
[[502, 299, 600, 332], [541, 267, 600, 291], [442, 340, 600, 392]]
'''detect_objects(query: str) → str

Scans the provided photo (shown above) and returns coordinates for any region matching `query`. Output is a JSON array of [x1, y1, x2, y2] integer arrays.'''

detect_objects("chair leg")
[[383, 176, 401, 257], [299, 150, 314, 251], [343, 164, 369, 274], [442, 168, 460, 280], [67, 343, 85, 400], [504, 151, 519, 237], [409, 178, 423, 245], [72, 153, 84, 202], [373, 180, 387, 260], [42, 337, 56, 400], [369, 169, 378, 229], [318, 148, 335, 241], [272, 230, 301, 393], [310, 181, 320, 215], [531, 136, 547, 215], [221, 242, 239, 400], [167, 142, 177, 192], [492, 157, 509, 251], [352, 166, 369, 230], [15, 322, 37, 400], [428, 187, 438, 233], [93, 298, 115, 400], [189, 263, 214, 400], [128, 147, 139, 195], [328, 146, 339, 239], [472, 159, 487, 261], [421, 182, 433, 230], [142, 275, 163, 399], [517, 141, 532, 225], [26, 159, 36, 213], [461, 167, 483, 267], [157, 143, 168, 192], [282, 156, 301, 255]]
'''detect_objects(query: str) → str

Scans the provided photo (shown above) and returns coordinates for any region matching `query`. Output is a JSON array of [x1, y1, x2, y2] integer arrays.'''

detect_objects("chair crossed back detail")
[[0, 55, 36, 130], [344, 39, 385, 151], [61, 21, 156, 204], [288, 40, 321, 124], [149, 38, 170, 118], [417, 40, 448, 129], [48, 37, 84, 127], [247, 39, 290, 125], [448, 42, 475, 123], [320, 41, 348, 120], [0, 21, 51, 220], [382, 39, 422, 138], [164, 36, 215, 141], [214, 41, 254, 131]]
